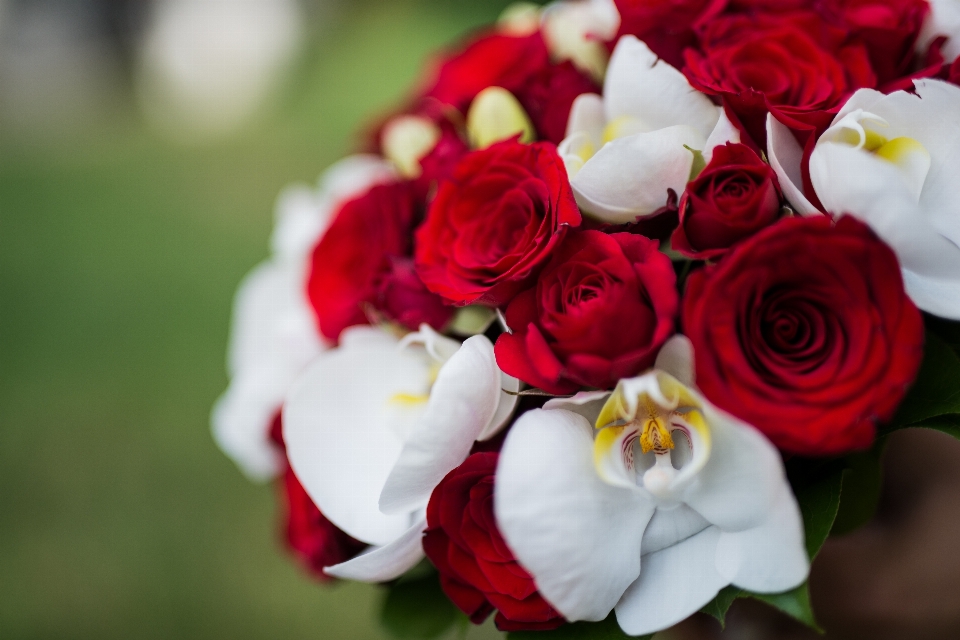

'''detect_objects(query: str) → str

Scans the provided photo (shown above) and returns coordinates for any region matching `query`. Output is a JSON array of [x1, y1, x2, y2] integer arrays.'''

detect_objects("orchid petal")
[[681, 403, 784, 532], [211, 371, 287, 481], [918, 0, 960, 62], [703, 109, 741, 165], [379, 335, 504, 515], [565, 93, 605, 145], [716, 485, 809, 593], [604, 36, 719, 138], [572, 125, 706, 223], [766, 115, 819, 215], [615, 527, 727, 637], [283, 327, 432, 545], [324, 516, 427, 582], [496, 409, 656, 622], [811, 142, 960, 319], [543, 390, 611, 424], [640, 505, 710, 556], [479, 369, 521, 441], [653, 335, 695, 388]]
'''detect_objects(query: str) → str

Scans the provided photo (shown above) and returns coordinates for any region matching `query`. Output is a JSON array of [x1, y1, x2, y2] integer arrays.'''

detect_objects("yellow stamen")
[[638, 397, 674, 454], [388, 393, 430, 406]]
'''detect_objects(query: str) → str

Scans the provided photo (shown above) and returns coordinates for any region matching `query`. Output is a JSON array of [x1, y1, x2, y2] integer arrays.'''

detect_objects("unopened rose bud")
[[466, 87, 535, 149], [381, 115, 441, 178]]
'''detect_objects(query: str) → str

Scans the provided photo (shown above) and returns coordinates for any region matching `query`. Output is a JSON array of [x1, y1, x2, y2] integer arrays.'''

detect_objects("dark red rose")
[[415, 122, 470, 197], [515, 61, 600, 145], [415, 140, 581, 307], [375, 258, 455, 332], [281, 466, 368, 579], [822, 0, 929, 84], [268, 414, 367, 580], [672, 143, 781, 259], [495, 230, 678, 394], [422, 31, 550, 111], [423, 453, 564, 632], [683, 216, 924, 455], [614, 0, 727, 69], [684, 12, 876, 146], [307, 181, 425, 342]]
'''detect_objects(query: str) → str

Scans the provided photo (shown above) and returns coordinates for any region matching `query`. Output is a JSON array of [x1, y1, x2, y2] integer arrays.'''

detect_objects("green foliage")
[[380, 568, 462, 640], [507, 613, 648, 640], [888, 330, 960, 431]]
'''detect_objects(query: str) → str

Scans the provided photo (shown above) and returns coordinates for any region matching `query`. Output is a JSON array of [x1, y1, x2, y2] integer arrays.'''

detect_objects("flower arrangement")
[[213, 0, 960, 637]]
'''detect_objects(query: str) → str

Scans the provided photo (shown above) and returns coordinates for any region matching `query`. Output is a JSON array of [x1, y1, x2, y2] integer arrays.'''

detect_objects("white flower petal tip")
[[703, 110, 741, 165], [324, 517, 427, 583], [560, 35, 719, 224], [378, 333, 509, 515], [498, 366, 806, 637], [653, 335, 695, 388], [765, 114, 819, 216], [918, 0, 960, 62], [542, 0, 620, 82], [282, 327, 432, 546], [807, 80, 960, 319]]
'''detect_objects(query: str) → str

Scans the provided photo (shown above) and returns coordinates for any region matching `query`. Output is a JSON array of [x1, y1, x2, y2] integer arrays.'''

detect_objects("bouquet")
[[213, 0, 960, 637]]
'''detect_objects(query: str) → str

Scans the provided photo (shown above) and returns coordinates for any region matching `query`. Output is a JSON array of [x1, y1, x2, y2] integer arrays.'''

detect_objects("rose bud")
[[683, 216, 924, 456], [415, 140, 581, 307], [672, 143, 781, 259], [423, 453, 565, 632], [307, 181, 421, 342], [495, 230, 678, 394], [374, 257, 455, 332]]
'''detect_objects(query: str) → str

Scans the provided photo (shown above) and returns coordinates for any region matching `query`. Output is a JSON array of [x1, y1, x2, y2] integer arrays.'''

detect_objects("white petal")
[[640, 505, 710, 556], [604, 36, 719, 138], [654, 335, 695, 388], [615, 527, 727, 637], [543, 390, 611, 424], [716, 484, 809, 593], [283, 327, 432, 545], [565, 93, 606, 144], [379, 336, 503, 515], [479, 369, 521, 441], [572, 125, 705, 223], [211, 372, 286, 481], [495, 409, 655, 622], [680, 404, 785, 532], [909, 80, 960, 245], [812, 142, 960, 319], [766, 114, 819, 215], [703, 109, 741, 165], [324, 517, 427, 582], [918, 0, 960, 62]]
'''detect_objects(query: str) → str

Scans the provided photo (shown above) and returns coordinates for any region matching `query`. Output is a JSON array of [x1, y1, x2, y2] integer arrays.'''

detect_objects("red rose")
[[822, 0, 929, 84], [515, 61, 600, 145], [423, 453, 564, 632], [495, 230, 678, 394], [269, 415, 367, 580], [375, 258, 455, 332], [415, 140, 581, 307], [683, 12, 876, 146], [683, 216, 924, 455], [422, 31, 550, 111], [308, 181, 444, 341], [614, 0, 727, 69], [672, 143, 781, 259]]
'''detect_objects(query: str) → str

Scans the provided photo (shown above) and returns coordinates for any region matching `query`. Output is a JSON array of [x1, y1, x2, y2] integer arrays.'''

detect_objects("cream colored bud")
[[498, 2, 542, 36], [381, 115, 441, 178], [466, 87, 536, 150], [542, 0, 618, 83]]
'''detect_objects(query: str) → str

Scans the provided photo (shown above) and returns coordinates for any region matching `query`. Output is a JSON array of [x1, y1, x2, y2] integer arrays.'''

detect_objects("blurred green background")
[[0, 1, 515, 637]]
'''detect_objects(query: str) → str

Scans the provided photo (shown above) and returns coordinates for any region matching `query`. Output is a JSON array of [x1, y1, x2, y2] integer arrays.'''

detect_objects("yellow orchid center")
[[388, 361, 442, 406], [638, 397, 675, 455], [602, 115, 644, 145]]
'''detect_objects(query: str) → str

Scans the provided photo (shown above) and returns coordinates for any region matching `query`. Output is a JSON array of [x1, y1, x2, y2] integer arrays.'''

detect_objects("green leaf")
[[912, 413, 960, 440], [830, 449, 883, 536], [924, 315, 960, 355], [794, 466, 845, 559], [700, 586, 743, 626], [507, 613, 647, 640], [380, 569, 460, 639], [684, 145, 707, 180], [888, 330, 960, 430], [749, 583, 820, 631]]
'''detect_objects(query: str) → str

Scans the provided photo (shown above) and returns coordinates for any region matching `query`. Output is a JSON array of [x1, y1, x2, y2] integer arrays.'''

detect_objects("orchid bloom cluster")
[[214, 0, 960, 636]]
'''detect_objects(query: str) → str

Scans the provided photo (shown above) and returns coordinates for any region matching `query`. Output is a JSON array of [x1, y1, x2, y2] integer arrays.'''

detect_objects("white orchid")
[[767, 79, 960, 319], [494, 337, 808, 637], [918, 0, 960, 62], [541, 0, 621, 82], [283, 325, 520, 581], [559, 35, 739, 224], [212, 155, 395, 480]]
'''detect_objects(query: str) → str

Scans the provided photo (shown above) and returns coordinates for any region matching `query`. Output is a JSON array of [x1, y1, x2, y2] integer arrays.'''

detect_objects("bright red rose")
[[415, 140, 581, 307], [672, 143, 781, 259], [375, 258, 455, 332], [268, 414, 367, 580], [614, 0, 727, 69], [515, 61, 600, 145], [422, 31, 550, 111], [683, 216, 924, 456], [495, 230, 678, 394], [683, 12, 876, 146], [423, 453, 564, 632], [308, 181, 435, 342], [822, 0, 929, 84]]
